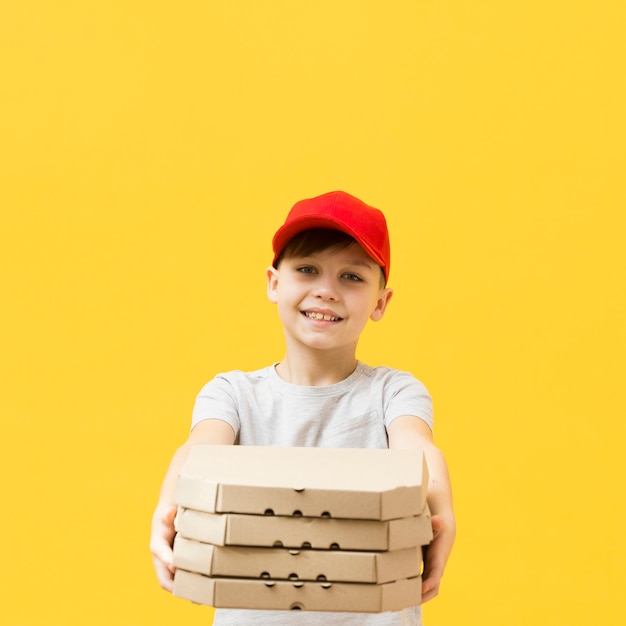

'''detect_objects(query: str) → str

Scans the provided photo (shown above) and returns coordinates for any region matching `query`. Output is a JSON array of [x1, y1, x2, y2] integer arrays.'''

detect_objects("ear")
[[370, 287, 394, 322], [266, 266, 279, 303]]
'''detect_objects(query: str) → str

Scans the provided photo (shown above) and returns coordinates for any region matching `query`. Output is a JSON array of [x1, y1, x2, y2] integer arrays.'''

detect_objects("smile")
[[302, 311, 342, 322]]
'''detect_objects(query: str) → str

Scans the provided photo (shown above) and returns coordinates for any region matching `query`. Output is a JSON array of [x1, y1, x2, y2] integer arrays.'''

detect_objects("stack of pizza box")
[[172, 445, 433, 613]]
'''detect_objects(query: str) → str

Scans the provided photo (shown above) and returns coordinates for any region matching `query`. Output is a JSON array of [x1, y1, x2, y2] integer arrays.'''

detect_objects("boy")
[[150, 191, 456, 625]]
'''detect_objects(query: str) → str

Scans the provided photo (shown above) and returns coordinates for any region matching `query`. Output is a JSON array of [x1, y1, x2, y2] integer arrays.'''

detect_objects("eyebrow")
[[294, 254, 377, 273], [344, 260, 376, 270]]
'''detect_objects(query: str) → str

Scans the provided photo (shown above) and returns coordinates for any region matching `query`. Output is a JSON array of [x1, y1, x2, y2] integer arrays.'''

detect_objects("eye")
[[297, 265, 317, 274], [342, 272, 363, 282]]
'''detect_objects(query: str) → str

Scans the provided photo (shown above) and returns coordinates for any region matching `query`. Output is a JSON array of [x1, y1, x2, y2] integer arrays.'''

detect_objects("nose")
[[312, 275, 339, 301]]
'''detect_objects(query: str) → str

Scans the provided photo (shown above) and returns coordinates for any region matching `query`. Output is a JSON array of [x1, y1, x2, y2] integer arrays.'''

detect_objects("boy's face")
[[266, 242, 393, 354]]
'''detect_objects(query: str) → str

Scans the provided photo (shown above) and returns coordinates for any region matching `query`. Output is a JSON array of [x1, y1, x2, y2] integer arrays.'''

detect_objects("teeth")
[[305, 312, 339, 321]]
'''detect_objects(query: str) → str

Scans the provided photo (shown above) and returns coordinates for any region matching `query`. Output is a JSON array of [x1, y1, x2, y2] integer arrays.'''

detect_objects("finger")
[[150, 505, 179, 593], [153, 557, 175, 593], [164, 505, 178, 525], [157, 542, 175, 568], [430, 514, 445, 539], [421, 575, 440, 603], [158, 507, 178, 540], [150, 527, 175, 559], [150, 536, 176, 585], [421, 549, 444, 603]]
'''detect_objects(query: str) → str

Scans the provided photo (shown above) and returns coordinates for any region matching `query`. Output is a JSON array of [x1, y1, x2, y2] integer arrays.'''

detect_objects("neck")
[[275, 345, 358, 386]]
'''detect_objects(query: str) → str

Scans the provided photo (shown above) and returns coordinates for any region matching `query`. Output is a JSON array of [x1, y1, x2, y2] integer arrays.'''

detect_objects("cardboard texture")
[[173, 536, 424, 584], [173, 570, 423, 612], [175, 507, 433, 551], [175, 445, 429, 520], [172, 445, 432, 612]]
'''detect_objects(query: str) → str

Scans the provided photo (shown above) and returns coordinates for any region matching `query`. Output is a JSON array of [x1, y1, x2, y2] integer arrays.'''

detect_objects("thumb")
[[164, 505, 178, 525], [431, 514, 445, 539]]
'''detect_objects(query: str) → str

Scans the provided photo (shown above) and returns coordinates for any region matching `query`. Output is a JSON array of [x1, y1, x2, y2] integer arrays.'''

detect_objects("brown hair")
[[274, 228, 386, 286]]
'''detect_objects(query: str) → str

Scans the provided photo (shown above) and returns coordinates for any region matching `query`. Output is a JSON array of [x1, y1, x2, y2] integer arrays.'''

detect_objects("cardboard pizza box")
[[173, 570, 422, 612], [175, 506, 433, 551], [173, 535, 423, 584], [175, 445, 429, 521]]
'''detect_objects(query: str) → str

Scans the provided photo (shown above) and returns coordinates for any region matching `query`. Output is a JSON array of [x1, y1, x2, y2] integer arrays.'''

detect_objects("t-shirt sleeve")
[[190, 374, 241, 434], [383, 370, 434, 433]]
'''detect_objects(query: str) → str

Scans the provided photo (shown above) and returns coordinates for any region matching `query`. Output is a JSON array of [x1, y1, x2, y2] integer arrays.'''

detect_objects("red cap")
[[272, 191, 390, 282]]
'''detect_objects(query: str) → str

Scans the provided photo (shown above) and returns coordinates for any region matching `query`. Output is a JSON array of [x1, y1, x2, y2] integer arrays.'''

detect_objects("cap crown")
[[272, 191, 390, 282]]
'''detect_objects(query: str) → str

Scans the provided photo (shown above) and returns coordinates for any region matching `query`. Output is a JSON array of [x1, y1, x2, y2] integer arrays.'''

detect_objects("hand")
[[421, 514, 455, 603], [150, 505, 178, 592]]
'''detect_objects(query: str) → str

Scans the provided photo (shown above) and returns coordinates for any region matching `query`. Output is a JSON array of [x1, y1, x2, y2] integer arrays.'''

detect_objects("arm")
[[387, 415, 456, 603], [150, 419, 236, 591]]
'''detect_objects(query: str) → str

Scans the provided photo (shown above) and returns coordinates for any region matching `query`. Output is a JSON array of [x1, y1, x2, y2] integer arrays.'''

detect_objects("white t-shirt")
[[190, 361, 433, 625]]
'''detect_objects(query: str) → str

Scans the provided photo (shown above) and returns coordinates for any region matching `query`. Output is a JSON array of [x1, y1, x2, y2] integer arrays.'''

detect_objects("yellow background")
[[1, 1, 624, 624]]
